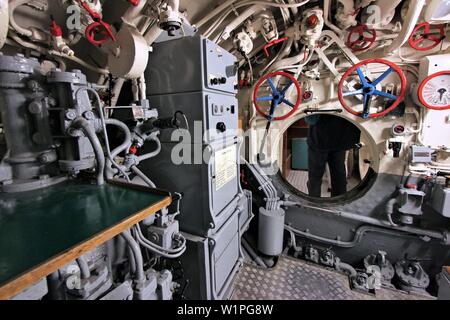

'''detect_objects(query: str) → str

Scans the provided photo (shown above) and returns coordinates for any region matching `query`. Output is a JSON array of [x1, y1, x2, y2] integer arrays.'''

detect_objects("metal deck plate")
[[231, 256, 434, 300]]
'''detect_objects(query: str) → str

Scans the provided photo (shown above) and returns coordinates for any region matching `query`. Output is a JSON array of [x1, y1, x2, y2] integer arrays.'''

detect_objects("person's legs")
[[307, 147, 328, 197], [327, 150, 347, 197]]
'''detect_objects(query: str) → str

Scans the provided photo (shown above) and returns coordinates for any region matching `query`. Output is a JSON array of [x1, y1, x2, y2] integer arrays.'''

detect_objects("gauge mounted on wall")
[[418, 71, 450, 110]]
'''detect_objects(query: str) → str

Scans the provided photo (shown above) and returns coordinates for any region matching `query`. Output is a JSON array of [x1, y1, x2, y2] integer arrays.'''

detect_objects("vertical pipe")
[[0, 0, 8, 49], [76, 257, 91, 279], [323, 0, 342, 34], [120, 230, 145, 282]]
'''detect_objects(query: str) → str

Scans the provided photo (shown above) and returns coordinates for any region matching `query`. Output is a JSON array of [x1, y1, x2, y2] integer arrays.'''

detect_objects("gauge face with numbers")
[[418, 71, 450, 110]]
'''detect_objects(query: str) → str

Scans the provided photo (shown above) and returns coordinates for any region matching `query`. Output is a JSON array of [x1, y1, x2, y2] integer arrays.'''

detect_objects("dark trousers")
[[307, 148, 347, 197]]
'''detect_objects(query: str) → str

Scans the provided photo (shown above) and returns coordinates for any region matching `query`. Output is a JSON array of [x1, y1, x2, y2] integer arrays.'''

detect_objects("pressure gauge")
[[418, 71, 450, 110]]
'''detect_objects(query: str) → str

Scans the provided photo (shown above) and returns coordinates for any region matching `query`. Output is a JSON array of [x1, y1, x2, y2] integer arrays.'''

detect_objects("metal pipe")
[[144, 24, 163, 45], [383, 0, 426, 54], [220, 5, 264, 41], [76, 257, 91, 279], [110, 78, 125, 108], [289, 202, 448, 243], [323, 0, 342, 34], [167, 0, 180, 13], [120, 230, 145, 282], [131, 165, 156, 188], [270, 51, 306, 73], [78, 88, 130, 181], [137, 137, 161, 162], [0, 0, 8, 49], [72, 118, 105, 185], [46, 271, 65, 300], [285, 224, 432, 249], [105, 118, 132, 159], [9, 0, 33, 38], [194, 0, 238, 28], [385, 198, 399, 227], [335, 258, 357, 277], [242, 237, 268, 268], [205, 0, 310, 39], [138, 74, 147, 101], [134, 225, 186, 258], [123, 0, 148, 25], [8, 34, 109, 75], [127, 245, 137, 275]]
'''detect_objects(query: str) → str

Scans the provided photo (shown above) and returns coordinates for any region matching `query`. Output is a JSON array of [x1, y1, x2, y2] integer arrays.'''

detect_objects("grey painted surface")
[[271, 172, 450, 293], [232, 255, 434, 300]]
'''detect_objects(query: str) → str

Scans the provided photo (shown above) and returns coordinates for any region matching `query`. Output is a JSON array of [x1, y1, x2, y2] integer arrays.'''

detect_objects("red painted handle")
[[85, 21, 116, 46], [77, 0, 116, 46], [263, 37, 288, 57]]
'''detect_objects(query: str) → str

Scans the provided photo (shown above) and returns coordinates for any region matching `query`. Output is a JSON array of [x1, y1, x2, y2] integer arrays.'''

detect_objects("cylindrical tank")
[[258, 207, 286, 256]]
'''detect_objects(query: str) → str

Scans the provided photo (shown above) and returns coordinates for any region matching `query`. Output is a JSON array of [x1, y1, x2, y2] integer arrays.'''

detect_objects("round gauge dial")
[[418, 71, 450, 110]]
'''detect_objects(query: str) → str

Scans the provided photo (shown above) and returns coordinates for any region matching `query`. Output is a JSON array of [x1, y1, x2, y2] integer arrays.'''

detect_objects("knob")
[[216, 122, 226, 133]]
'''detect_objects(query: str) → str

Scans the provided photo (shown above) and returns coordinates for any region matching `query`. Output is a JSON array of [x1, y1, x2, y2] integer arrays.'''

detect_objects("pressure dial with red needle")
[[418, 71, 450, 110]]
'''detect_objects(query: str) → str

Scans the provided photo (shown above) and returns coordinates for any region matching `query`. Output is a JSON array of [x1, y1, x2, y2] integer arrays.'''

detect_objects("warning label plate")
[[215, 144, 237, 191]]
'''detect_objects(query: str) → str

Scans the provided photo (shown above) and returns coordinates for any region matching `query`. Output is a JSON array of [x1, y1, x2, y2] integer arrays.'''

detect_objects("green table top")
[[0, 180, 169, 289]]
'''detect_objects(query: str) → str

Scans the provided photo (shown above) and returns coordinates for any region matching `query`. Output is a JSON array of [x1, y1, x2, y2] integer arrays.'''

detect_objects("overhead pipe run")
[[283, 203, 450, 246], [384, 0, 426, 55], [323, 0, 342, 34], [194, 0, 239, 28]]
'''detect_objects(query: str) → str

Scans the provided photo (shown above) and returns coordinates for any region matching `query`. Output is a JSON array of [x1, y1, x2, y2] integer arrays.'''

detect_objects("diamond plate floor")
[[231, 256, 434, 300]]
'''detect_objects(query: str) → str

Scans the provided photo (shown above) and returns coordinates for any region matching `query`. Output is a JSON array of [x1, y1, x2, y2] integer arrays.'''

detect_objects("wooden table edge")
[[0, 195, 172, 300]]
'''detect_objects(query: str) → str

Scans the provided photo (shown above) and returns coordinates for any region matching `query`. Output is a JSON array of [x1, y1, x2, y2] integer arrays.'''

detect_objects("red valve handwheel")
[[338, 58, 407, 119], [78, 0, 116, 46], [408, 22, 445, 51], [85, 21, 116, 46], [346, 25, 376, 52], [253, 71, 302, 121]]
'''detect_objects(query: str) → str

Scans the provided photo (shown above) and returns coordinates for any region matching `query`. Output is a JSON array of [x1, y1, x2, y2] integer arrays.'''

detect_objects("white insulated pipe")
[[323, 0, 342, 34], [123, 0, 148, 25], [0, 0, 8, 49], [221, 5, 264, 41], [144, 24, 163, 45], [9, 0, 32, 37], [383, 0, 426, 54], [194, 0, 239, 28], [167, 0, 180, 12]]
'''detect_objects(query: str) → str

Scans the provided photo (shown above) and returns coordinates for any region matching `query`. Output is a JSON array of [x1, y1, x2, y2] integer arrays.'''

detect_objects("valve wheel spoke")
[[362, 94, 371, 119], [372, 67, 393, 86], [343, 89, 363, 97], [280, 80, 293, 95], [356, 67, 368, 86], [256, 96, 275, 101], [282, 99, 295, 108], [267, 77, 279, 95]]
